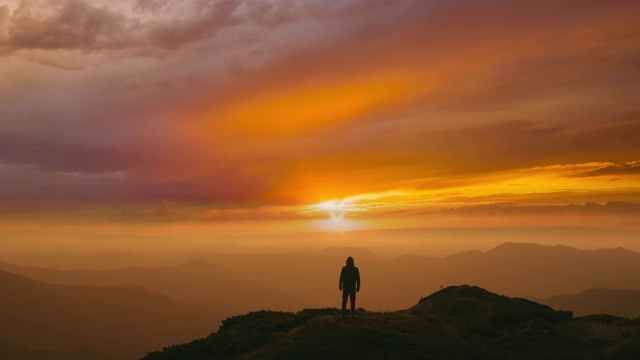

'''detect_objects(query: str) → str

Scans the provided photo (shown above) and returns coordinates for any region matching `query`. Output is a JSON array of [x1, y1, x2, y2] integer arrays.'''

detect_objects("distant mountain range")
[[143, 285, 640, 360], [438, 242, 640, 297], [0, 258, 316, 316], [180, 242, 640, 310], [2, 241, 640, 359], [0, 269, 216, 359], [0, 336, 113, 360], [533, 289, 640, 318]]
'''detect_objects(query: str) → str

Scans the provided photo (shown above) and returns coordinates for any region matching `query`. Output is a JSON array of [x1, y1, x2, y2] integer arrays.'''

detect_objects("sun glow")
[[226, 72, 426, 136], [308, 200, 359, 232], [300, 161, 640, 230], [315, 212, 361, 232], [187, 70, 433, 140]]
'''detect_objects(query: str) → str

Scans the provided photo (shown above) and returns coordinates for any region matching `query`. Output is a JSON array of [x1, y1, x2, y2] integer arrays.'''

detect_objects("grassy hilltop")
[[144, 286, 640, 360]]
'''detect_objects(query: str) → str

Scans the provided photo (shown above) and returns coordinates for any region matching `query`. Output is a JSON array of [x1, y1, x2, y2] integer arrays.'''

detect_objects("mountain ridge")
[[4, 241, 640, 314], [533, 288, 640, 318], [143, 285, 640, 360], [0, 268, 216, 359]]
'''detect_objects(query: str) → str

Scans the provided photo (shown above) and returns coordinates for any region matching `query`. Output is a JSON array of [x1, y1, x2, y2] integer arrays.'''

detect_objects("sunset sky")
[[1, 0, 639, 242]]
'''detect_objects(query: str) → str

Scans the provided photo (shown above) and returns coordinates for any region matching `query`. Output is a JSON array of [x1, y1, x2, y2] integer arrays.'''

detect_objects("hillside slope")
[[534, 288, 640, 317], [0, 258, 315, 314], [0, 269, 216, 359], [0, 337, 114, 360], [144, 286, 640, 360]]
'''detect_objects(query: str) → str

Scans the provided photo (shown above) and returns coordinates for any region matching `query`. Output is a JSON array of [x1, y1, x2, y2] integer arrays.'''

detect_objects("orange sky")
[[0, 0, 639, 240]]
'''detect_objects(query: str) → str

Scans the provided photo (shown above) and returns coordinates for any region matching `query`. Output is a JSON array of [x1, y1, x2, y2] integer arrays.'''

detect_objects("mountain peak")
[[487, 242, 571, 255], [143, 286, 640, 360], [412, 285, 571, 325]]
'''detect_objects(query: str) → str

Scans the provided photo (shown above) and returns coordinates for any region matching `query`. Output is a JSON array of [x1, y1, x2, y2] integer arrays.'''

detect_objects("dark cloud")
[[144, 0, 242, 52], [0, 0, 247, 55], [0, 126, 135, 175], [0, 0, 403, 57], [428, 119, 640, 175], [5, 0, 129, 52], [0, 122, 283, 203], [0, 164, 126, 202], [0, 5, 8, 41]]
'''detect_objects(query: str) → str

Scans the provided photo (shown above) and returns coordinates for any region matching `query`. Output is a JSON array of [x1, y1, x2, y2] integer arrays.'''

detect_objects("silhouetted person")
[[339, 256, 360, 317]]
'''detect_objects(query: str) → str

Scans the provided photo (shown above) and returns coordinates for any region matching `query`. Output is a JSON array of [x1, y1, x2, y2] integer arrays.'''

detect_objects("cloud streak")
[[569, 161, 640, 178], [441, 201, 640, 217]]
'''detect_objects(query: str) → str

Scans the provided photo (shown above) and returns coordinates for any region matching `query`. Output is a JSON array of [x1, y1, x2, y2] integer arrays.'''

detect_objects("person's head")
[[346, 256, 354, 267]]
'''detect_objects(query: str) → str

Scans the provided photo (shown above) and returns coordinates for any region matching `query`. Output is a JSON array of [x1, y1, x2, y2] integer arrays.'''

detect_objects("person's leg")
[[350, 289, 356, 316], [342, 290, 348, 316]]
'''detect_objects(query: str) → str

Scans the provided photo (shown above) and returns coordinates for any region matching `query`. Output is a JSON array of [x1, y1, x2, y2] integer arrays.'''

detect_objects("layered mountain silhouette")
[[0, 336, 113, 360], [534, 289, 640, 318], [0, 258, 317, 316], [0, 269, 216, 359], [4, 243, 640, 311], [178, 242, 640, 310], [3, 242, 640, 359], [143, 286, 640, 360]]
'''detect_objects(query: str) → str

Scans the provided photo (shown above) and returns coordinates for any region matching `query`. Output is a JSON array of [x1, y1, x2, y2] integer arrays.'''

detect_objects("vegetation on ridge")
[[143, 286, 640, 360]]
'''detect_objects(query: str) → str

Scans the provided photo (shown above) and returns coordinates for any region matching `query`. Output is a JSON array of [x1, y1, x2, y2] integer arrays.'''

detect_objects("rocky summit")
[[143, 285, 640, 360]]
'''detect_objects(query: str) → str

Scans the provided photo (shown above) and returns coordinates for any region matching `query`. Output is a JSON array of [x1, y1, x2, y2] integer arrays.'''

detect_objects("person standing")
[[339, 256, 360, 317]]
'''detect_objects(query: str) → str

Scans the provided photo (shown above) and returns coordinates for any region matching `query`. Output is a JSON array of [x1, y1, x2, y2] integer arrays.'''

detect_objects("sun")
[[317, 212, 360, 232], [311, 200, 361, 232], [315, 200, 348, 213]]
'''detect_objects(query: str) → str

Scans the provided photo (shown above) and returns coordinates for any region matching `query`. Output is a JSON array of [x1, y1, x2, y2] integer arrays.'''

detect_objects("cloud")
[[142, 0, 243, 52], [4, 0, 129, 52], [110, 206, 186, 223], [0, 163, 127, 202], [133, 0, 172, 14], [0, 5, 8, 43], [0, 0, 249, 56], [569, 161, 640, 178], [196, 206, 310, 222], [0, 126, 134, 175], [441, 202, 640, 217], [0, 0, 403, 59], [109, 203, 312, 223]]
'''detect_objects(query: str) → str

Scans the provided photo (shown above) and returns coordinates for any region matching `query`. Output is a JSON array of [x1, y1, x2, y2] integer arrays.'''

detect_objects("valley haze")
[[2, 233, 640, 359]]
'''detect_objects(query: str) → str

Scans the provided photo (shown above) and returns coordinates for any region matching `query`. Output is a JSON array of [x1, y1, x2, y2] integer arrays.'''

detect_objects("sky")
[[1, 0, 639, 243]]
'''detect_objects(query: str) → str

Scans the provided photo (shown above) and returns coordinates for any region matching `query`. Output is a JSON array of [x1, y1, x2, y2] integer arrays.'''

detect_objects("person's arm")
[[356, 268, 360, 292], [339, 267, 344, 290]]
